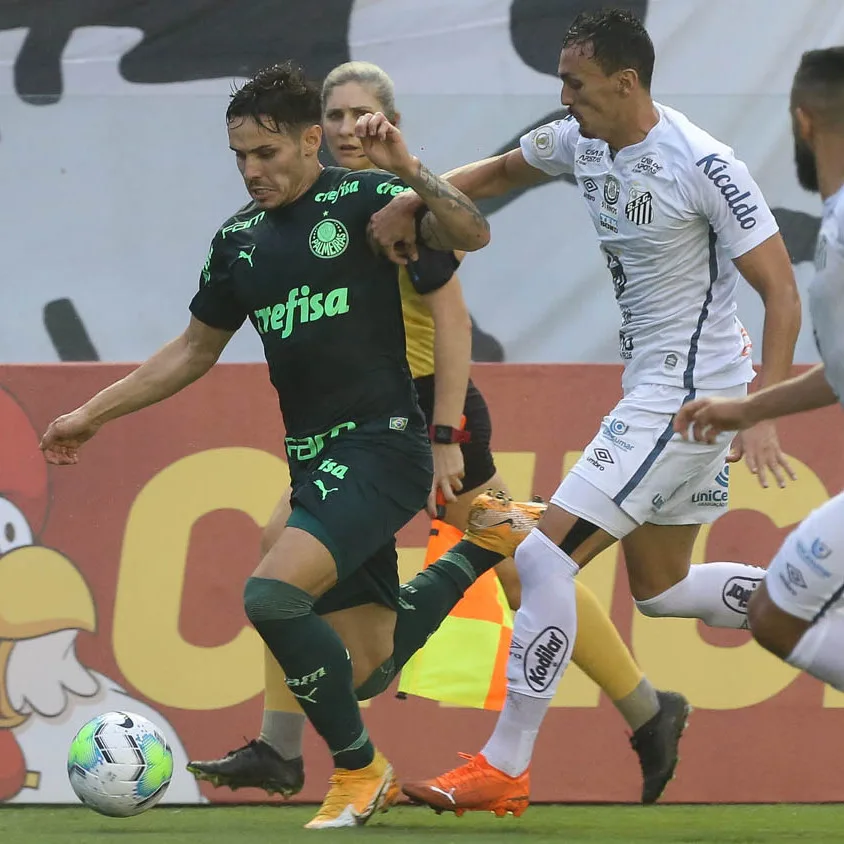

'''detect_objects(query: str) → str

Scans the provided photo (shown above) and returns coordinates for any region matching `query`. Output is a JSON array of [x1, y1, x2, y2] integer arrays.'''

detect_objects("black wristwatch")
[[429, 424, 472, 445]]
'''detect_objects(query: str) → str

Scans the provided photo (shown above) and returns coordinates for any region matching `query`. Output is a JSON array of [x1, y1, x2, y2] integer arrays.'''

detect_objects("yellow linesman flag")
[[398, 518, 514, 710]]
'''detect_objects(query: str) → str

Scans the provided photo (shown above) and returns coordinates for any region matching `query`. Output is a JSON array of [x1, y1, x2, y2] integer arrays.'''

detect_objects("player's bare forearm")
[[442, 149, 550, 200], [755, 284, 802, 389], [391, 151, 546, 212], [398, 158, 490, 252], [745, 365, 838, 423], [367, 150, 545, 263], [82, 320, 231, 426], [426, 278, 472, 427], [82, 340, 208, 426]]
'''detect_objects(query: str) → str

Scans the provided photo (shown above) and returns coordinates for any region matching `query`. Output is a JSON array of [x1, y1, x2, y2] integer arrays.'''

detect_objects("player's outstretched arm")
[[743, 364, 839, 419], [675, 365, 838, 442], [442, 148, 552, 201], [368, 148, 548, 262], [40, 317, 234, 465], [356, 112, 491, 252]]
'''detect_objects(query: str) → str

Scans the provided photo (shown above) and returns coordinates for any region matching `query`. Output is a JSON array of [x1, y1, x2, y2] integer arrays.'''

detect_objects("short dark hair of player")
[[227, 61, 322, 134], [792, 47, 844, 128], [562, 9, 655, 90]]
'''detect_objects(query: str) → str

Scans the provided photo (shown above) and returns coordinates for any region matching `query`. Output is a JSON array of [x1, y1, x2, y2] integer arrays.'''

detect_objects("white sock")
[[635, 562, 765, 629], [482, 529, 578, 777], [787, 613, 844, 691]]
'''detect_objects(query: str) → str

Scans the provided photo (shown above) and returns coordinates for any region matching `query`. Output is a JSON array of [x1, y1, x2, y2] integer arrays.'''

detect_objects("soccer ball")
[[67, 711, 174, 817]]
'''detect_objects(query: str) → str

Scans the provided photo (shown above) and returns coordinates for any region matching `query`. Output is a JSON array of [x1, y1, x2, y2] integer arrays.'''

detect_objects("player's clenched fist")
[[354, 112, 416, 179]]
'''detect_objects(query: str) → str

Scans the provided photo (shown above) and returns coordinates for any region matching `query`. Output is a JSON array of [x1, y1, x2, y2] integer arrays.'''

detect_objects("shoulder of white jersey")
[[652, 103, 778, 255], [654, 103, 736, 171], [520, 113, 584, 175]]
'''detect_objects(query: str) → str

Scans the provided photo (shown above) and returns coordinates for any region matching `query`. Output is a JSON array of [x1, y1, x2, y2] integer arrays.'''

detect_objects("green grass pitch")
[[2, 804, 843, 844]]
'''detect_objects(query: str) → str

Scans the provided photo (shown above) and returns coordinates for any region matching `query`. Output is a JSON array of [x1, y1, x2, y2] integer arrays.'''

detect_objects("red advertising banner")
[[1, 363, 842, 806]]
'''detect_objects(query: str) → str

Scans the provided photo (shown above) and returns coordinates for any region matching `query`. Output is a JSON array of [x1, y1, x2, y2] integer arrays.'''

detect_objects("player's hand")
[[728, 422, 796, 490], [368, 194, 420, 265], [40, 408, 100, 465], [428, 443, 465, 518], [355, 112, 416, 180], [674, 396, 752, 443], [675, 399, 796, 489]]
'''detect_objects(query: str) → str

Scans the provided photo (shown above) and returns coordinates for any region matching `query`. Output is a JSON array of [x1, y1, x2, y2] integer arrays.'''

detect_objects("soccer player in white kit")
[[369, 10, 802, 814], [676, 46, 844, 694]]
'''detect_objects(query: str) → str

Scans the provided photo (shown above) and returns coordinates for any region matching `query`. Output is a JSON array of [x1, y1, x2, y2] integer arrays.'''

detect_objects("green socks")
[[390, 541, 504, 675], [244, 577, 373, 770]]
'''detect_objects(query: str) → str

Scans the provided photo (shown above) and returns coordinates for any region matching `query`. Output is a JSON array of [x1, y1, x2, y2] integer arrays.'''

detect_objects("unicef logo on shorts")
[[309, 218, 349, 259]]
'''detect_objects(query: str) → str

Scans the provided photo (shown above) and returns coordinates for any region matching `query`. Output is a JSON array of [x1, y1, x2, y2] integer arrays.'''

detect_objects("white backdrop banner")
[[1, 0, 843, 364]]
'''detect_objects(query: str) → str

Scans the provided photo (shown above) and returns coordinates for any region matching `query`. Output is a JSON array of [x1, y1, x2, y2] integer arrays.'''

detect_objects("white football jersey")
[[810, 184, 844, 406], [520, 104, 779, 395]]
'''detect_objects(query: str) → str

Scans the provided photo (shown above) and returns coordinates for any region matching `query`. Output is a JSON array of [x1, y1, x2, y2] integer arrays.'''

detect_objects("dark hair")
[[793, 47, 844, 126], [227, 61, 321, 133], [562, 9, 654, 89]]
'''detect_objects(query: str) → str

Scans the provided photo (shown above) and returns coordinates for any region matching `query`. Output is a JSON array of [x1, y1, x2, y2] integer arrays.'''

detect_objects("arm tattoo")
[[414, 163, 489, 248], [419, 212, 449, 250]]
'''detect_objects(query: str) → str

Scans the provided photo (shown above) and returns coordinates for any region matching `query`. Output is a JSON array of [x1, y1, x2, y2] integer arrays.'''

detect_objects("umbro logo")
[[786, 563, 807, 589], [587, 447, 614, 472], [594, 448, 614, 464]]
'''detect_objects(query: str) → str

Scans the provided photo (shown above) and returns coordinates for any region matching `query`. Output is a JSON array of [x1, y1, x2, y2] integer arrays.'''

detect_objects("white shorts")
[[766, 491, 844, 622], [552, 383, 746, 538]]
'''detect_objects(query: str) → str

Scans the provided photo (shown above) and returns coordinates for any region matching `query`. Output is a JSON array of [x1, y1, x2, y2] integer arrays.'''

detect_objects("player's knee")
[[243, 577, 313, 627], [514, 528, 578, 597], [633, 574, 691, 618], [747, 587, 797, 660], [534, 502, 610, 565], [747, 606, 782, 658]]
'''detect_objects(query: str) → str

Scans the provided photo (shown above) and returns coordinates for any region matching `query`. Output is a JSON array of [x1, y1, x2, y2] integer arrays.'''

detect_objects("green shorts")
[[286, 417, 432, 614]]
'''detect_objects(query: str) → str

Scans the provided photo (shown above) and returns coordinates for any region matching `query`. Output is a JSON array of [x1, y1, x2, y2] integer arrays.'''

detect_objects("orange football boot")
[[402, 752, 529, 817], [464, 491, 546, 557]]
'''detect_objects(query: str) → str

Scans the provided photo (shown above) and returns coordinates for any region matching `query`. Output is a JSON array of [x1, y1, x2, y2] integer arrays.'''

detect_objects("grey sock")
[[259, 710, 306, 760], [613, 678, 660, 732]]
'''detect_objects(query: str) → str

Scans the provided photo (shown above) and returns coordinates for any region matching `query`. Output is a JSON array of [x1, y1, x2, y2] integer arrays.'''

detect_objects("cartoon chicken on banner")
[[0, 386, 201, 804]]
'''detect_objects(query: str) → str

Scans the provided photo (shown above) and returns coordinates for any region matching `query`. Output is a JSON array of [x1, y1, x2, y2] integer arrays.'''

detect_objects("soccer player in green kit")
[[38, 62, 529, 829]]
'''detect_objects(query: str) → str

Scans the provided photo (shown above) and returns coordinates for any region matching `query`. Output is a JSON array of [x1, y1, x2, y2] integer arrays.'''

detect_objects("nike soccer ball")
[[67, 711, 174, 817]]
